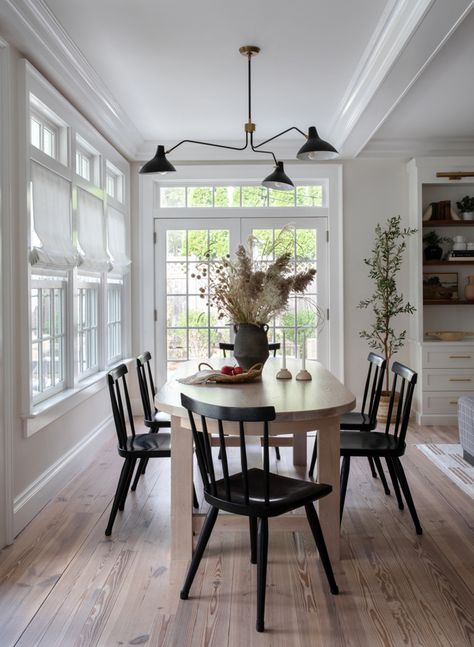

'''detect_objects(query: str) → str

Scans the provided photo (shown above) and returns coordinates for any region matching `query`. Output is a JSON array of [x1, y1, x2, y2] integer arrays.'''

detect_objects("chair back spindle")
[[182, 394, 275, 509], [360, 352, 386, 426], [384, 361, 417, 447], [108, 364, 136, 449]]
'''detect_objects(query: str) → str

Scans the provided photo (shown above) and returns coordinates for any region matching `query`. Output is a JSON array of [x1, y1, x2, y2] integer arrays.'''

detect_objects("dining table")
[[156, 357, 356, 563]]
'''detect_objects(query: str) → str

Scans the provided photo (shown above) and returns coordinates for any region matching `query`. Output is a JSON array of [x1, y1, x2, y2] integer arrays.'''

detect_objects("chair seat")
[[339, 411, 372, 431], [118, 432, 172, 458], [205, 468, 332, 517], [340, 431, 403, 456]]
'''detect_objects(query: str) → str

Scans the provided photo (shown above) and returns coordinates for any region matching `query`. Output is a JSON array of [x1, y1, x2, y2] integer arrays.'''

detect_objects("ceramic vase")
[[465, 276, 474, 301], [233, 323, 269, 371]]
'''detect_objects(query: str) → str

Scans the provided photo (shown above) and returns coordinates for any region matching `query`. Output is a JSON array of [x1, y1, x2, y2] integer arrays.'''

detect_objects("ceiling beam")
[[333, 0, 474, 158]]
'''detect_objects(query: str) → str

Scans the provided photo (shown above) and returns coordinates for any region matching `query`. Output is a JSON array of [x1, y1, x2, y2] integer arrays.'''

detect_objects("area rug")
[[416, 444, 474, 499]]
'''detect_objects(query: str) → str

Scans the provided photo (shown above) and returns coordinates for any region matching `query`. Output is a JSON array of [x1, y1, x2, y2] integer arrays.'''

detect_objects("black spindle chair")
[[219, 341, 282, 460], [309, 352, 388, 493], [105, 364, 172, 536], [179, 393, 339, 633], [219, 341, 280, 358], [135, 352, 199, 508], [339, 361, 422, 534]]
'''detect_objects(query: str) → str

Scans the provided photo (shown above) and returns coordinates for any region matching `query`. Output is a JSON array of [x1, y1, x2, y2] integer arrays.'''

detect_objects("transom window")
[[30, 112, 58, 159], [106, 161, 124, 203], [160, 185, 324, 209]]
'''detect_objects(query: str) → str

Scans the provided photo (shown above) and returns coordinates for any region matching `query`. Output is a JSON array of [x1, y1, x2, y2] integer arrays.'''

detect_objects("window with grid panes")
[[30, 111, 58, 160], [77, 278, 99, 377], [31, 276, 66, 402], [107, 279, 123, 362]]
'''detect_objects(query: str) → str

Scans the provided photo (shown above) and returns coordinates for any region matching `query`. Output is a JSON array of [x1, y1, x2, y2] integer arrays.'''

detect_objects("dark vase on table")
[[233, 323, 269, 371]]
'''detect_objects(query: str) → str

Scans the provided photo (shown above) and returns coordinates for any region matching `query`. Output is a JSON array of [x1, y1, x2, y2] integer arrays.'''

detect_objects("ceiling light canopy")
[[139, 46, 338, 189]]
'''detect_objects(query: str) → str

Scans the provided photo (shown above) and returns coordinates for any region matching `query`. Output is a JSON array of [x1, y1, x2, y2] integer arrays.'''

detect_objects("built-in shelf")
[[424, 260, 474, 266], [423, 300, 474, 305], [423, 220, 474, 227]]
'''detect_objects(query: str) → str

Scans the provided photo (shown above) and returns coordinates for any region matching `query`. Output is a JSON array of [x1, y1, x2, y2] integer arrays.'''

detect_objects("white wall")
[[342, 159, 410, 398]]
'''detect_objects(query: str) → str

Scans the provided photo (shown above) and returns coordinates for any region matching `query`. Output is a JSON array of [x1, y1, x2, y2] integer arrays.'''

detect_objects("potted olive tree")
[[358, 215, 417, 420]]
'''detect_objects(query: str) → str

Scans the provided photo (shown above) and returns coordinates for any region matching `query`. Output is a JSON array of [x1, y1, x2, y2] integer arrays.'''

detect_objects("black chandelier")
[[139, 45, 338, 190]]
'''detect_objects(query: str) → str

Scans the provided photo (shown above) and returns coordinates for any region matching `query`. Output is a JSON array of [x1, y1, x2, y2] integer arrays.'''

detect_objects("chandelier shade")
[[139, 46, 338, 187], [262, 162, 294, 191], [139, 145, 176, 174], [296, 126, 339, 161]]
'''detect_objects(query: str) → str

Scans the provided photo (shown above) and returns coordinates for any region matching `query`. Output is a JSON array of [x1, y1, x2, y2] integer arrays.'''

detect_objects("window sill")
[[22, 358, 134, 437]]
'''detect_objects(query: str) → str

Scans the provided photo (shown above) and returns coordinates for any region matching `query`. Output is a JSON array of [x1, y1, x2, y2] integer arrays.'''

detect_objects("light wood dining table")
[[156, 357, 356, 562]]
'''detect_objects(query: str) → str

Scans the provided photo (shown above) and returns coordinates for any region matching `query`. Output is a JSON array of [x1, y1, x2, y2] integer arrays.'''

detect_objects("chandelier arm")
[[253, 126, 307, 149], [250, 133, 277, 165], [166, 134, 249, 156]]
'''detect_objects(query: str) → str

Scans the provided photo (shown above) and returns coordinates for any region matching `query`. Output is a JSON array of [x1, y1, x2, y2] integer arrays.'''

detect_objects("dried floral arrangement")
[[195, 227, 318, 326]]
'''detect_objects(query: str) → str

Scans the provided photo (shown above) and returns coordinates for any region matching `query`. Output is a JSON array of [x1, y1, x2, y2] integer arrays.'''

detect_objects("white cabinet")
[[407, 158, 474, 425]]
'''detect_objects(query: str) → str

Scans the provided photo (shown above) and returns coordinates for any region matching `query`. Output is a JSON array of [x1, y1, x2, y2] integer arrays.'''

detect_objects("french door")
[[154, 216, 328, 387]]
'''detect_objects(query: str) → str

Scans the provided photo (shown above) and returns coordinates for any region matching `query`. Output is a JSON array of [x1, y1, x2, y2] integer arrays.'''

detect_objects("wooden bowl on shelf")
[[425, 331, 474, 342]]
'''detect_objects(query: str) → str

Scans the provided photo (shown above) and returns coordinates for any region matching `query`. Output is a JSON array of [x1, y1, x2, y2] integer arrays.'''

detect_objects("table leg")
[[293, 432, 307, 466], [316, 416, 340, 562], [170, 415, 193, 561]]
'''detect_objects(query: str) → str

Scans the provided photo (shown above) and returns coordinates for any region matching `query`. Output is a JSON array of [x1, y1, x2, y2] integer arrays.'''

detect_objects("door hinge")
[[326, 230, 329, 243], [326, 308, 329, 321], [154, 309, 157, 322], [153, 231, 157, 244]]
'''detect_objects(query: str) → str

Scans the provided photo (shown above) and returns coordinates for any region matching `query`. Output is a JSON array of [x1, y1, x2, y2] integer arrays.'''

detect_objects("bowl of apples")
[[198, 362, 263, 383]]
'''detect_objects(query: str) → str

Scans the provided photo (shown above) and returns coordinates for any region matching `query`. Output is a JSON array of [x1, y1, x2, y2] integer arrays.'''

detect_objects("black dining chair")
[[219, 341, 282, 460], [105, 364, 172, 536], [219, 341, 280, 358], [136, 351, 199, 509], [309, 352, 389, 494], [179, 393, 339, 633], [339, 361, 422, 534]]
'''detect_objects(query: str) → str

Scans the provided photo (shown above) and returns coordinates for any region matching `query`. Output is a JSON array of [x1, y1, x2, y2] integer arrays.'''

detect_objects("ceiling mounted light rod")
[[139, 45, 338, 189]]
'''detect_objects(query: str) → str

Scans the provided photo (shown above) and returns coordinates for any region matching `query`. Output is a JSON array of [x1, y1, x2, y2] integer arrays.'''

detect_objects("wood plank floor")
[[1, 422, 473, 646]]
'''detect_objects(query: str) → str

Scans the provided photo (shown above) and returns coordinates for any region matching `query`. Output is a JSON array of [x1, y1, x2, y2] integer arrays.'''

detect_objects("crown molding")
[[360, 137, 474, 158], [0, 0, 142, 158], [333, 0, 474, 158]]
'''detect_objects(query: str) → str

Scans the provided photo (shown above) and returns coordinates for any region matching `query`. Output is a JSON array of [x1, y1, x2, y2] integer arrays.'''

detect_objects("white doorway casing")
[[138, 163, 344, 386]]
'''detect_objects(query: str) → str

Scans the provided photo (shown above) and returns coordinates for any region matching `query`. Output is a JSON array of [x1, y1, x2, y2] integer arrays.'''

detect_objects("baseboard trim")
[[418, 413, 458, 426], [13, 415, 113, 536]]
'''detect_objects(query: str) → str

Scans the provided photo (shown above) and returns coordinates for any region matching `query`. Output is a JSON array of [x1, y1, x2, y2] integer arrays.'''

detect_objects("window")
[[30, 112, 58, 159], [24, 70, 131, 422], [77, 278, 99, 377], [107, 279, 123, 362], [106, 161, 124, 203], [31, 276, 66, 403], [159, 185, 325, 208], [75, 135, 100, 184]]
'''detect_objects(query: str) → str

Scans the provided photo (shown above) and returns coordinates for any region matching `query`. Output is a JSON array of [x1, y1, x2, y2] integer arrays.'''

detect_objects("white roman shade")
[[29, 162, 78, 269], [107, 206, 131, 274], [77, 188, 111, 272]]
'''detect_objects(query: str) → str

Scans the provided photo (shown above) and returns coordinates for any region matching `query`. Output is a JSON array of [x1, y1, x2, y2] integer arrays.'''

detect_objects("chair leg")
[[367, 456, 377, 478], [304, 503, 339, 595], [308, 435, 317, 478], [386, 456, 404, 510], [393, 457, 423, 535], [105, 458, 133, 536], [274, 446, 281, 461], [256, 517, 269, 633], [131, 458, 147, 492], [249, 517, 257, 564], [180, 506, 219, 600], [340, 456, 351, 523], [118, 458, 136, 511], [193, 485, 199, 510], [373, 457, 390, 495]]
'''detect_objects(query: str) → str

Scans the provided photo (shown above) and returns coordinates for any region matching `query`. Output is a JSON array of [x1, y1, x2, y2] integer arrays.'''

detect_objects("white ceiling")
[[0, 0, 473, 160]]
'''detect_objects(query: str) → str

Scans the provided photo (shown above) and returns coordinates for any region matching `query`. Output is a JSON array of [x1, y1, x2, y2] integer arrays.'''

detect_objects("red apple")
[[233, 366, 244, 375], [220, 365, 234, 375]]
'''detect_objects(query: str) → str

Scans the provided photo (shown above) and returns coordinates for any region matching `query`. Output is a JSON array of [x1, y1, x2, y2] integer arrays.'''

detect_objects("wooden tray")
[[198, 362, 263, 383]]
